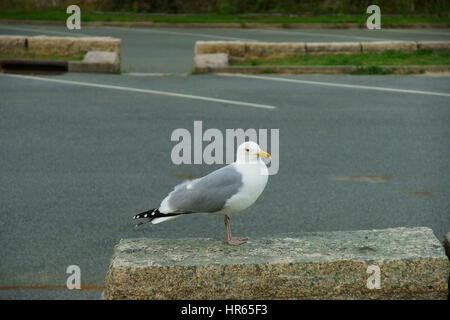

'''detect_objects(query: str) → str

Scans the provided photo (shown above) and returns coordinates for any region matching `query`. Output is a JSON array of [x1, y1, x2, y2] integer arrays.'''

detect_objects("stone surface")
[[194, 41, 450, 61], [0, 37, 121, 73], [0, 36, 27, 54], [306, 42, 361, 55], [68, 61, 119, 73], [1, 36, 121, 57], [104, 227, 449, 300], [245, 42, 306, 59], [68, 50, 120, 73], [83, 50, 119, 64], [194, 53, 229, 68], [195, 41, 246, 58], [361, 41, 417, 53], [417, 41, 450, 52]]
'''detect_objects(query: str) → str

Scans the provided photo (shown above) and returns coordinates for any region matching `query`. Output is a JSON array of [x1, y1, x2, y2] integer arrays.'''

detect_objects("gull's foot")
[[226, 237, 248, 246]]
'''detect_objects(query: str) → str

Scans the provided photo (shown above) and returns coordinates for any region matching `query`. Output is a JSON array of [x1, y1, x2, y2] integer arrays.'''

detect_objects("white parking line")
[[0, 25, 92, 37], [218, 73, 450, 97], [104, 26, 256, 41], [1, 73, 277, 110]]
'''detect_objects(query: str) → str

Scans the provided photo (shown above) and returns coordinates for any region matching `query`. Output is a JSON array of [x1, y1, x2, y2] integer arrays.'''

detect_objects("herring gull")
[[133, 141, 270, 245]]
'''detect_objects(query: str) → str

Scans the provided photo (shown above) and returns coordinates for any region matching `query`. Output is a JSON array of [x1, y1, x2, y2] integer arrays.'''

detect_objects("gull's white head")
[[236, 141, 271, 163]]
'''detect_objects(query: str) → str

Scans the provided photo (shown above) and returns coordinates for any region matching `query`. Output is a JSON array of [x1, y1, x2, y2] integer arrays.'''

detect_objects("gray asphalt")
[[0, 24, 449, 299]]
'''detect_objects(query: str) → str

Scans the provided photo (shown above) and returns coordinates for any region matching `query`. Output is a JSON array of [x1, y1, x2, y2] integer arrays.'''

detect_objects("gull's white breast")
[[218, 160, 269, 215]]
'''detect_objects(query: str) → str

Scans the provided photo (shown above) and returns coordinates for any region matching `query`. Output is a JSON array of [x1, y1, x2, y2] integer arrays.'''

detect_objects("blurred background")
[[0, 0, 448, 25]]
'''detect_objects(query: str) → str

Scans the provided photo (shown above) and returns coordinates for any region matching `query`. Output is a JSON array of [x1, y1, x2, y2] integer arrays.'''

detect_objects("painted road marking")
[[0, 73, 277, 110], [218, 73, 450, 97]]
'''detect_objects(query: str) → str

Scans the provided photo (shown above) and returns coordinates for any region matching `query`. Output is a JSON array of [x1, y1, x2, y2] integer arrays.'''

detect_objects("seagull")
[[133, 141, 270, 245]]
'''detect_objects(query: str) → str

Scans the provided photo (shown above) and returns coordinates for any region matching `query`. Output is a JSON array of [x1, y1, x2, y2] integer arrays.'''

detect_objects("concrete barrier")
[[68, 51, 120, 73], [195, 41, 306, 60], [306, 42, 361, 55], [195, 41, 246, 58], [193, 40, 450, 74], [27, 36, 120, 56], [194, 53, 229, 69], [0, 36, 121, 73], [194, 40, 450, 61], [417, 41, 450, 51], [0, 35, 120, 56], [246, 42, 306, 59], [0, 36, 26, 54], [360, 41, 417, 53], [104, 227, 449, 300]]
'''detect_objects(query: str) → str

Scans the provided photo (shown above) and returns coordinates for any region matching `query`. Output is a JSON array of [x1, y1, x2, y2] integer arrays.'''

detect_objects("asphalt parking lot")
[[0, 25, 449, 299]]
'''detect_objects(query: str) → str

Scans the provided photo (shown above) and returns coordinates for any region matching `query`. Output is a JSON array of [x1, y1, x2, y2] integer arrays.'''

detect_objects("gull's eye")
[[245, 148, 250, 152]]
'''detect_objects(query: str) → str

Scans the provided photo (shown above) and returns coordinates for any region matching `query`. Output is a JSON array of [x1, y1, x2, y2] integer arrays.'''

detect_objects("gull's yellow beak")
[[257, 150, 271, 159]]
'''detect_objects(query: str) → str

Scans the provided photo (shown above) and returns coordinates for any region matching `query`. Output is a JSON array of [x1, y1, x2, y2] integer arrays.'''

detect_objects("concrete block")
[[73, 37, 121, 54], [68, 61, 119, 73], [361, 41, 417, 53], [0, 36, 27, 54], [246, 42, 306, 59], [26, 36, 75, 56], [417, 41, 450, 52], [104, 227, 449, 300], [194, 53, 229, 69], [306, 42, 361, 55], [67, 50, 120, 73], [26, 36, 121, 56], [195, 41, 246, 58], [83, 51, 119, 64]]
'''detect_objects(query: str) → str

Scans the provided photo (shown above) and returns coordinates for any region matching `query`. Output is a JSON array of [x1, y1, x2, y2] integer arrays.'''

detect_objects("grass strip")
[[0, 10, 449, 25], [233, 49, 450, 67]]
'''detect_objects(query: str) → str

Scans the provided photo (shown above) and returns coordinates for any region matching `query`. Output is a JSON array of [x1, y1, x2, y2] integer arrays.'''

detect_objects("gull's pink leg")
[[224, 215, 248, 246]]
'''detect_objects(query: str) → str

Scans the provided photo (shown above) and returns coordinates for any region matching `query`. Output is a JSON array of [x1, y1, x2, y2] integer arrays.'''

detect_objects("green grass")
[[233, 49, 450, 67], [0, 9, 449, 25], [0, 53, 84, 61]]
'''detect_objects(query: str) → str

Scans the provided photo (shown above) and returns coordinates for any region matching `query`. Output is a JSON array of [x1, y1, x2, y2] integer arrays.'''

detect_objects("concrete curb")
[[68, 50, 120, 73], [0, 36, 121, 73], [194, 65, 450, 75], [0, 19, 449, 29], [193, 40, 450, 74], [0, 35, 120, 56], [195, 40, 450, 61], [104, 227, 449, 300], [306, 41, 361, 55]]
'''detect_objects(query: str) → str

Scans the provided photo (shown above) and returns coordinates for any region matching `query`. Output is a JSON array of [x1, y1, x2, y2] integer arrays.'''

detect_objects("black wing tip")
[[134, 208, 158, 220], [133, 208, 183, 224]]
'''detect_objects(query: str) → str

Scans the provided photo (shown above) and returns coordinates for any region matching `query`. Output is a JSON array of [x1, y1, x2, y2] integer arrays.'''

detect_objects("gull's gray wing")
[[162, 164, 243, 214]]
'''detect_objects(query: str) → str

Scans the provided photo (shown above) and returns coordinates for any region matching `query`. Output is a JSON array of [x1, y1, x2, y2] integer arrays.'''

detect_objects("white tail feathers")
[[151, 215, 181, 224]]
